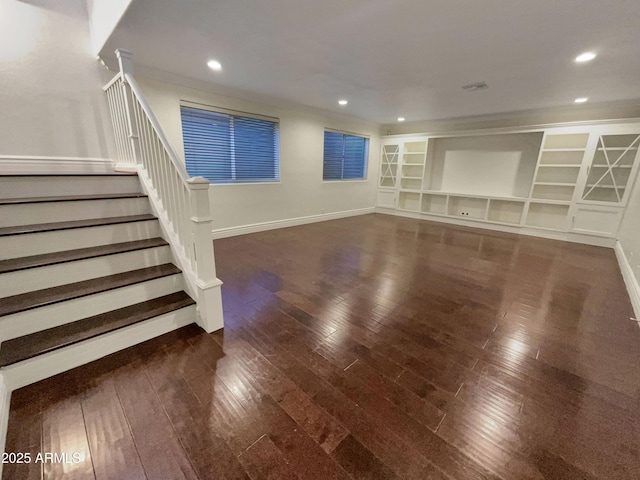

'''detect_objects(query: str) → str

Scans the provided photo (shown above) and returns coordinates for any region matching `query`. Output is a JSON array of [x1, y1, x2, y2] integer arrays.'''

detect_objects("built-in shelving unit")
[[421, 193, 447, 215], [528, 133, 588, 205], [398, 191, 421, 211], [525, 202, 571, 230], [378, 123, 640, 245], [399, 141, 427, 190], [487, 199, 525, 225]]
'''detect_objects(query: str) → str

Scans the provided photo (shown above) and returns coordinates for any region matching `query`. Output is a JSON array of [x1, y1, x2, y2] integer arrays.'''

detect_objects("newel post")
[[187, 177, 224, 333], [115, 49, 142, 169]]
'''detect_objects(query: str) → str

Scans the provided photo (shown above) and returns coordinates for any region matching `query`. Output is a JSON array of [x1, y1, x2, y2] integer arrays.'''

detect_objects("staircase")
[[0, 173, 197, 390]]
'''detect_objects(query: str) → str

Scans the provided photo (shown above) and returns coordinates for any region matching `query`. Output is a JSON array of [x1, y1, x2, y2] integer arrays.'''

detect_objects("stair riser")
[[0, 274, 184, 341], [0, 221, 161, 260], [0, 176, 141, 199], [1, 305, 196, 390], [0, 246, 172, 297], [0, 197, 151, 228]]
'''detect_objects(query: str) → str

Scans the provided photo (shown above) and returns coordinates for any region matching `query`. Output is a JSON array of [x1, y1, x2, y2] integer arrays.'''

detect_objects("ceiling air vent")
[[462, 81, 489, 91]]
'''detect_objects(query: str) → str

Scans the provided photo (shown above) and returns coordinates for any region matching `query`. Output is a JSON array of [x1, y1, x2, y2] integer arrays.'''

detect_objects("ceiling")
[[102, 0, 640, 125]]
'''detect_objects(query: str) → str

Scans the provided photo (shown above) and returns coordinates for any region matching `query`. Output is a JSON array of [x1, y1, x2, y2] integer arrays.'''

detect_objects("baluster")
[[105, 89, 123, 163], [166, 151, 179, 231], [141, 104, 155, 182], [132, 101, 149, 173], [112, 86, 129, 165]]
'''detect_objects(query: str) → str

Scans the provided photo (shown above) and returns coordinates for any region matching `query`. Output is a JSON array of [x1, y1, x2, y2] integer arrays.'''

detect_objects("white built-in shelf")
[[401, 176, 423, 180], [591, 165, 632, 169], [543, 133, 589, 150], [534, 182, 576, 186], [538, 164, 581, 168], [421, 190, 527, 202], [597, 147, 638, 151], [525, 202, 570, 230], [487, 199, 525, 225], [526, 198, 571, 205], [542, 148, 587, 152], [539, 152, 585, 165], [531, 184, 575, 202], [397, 191, 421, 211]]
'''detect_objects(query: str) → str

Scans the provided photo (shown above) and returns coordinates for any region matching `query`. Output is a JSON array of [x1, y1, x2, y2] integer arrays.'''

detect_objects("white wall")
[[0, 0, 113, 159], [86, 0, 133, 55], [136, 77, 380, 231], [384, 101, 640, 136], [427, 133, 542, 198], [617, 163, 640, 316]]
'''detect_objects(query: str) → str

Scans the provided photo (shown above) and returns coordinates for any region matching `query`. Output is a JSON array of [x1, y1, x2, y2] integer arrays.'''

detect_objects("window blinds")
[[323, 131, 368, 180], [180, 106, 280, 183]]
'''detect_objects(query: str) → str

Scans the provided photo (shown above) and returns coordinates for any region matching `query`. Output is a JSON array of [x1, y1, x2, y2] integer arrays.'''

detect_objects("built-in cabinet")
[[377, 124, 640, 244]]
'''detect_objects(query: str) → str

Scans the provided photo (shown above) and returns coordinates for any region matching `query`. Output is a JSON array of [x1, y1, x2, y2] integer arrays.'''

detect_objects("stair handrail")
[[122, 72, 190, 184], [103, 49, 223, 333]]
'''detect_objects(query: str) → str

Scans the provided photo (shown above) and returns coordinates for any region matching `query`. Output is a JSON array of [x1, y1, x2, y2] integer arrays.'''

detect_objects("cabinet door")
[[571, 205, 624, 237], [376, 189, 395, 208], [380, 143, 400, 188], [581, 133, 640, 204]]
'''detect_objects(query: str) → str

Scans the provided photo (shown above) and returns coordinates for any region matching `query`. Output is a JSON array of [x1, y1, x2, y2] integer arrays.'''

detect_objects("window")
[[323, 131, 369, 181], [180, 105, 280, 183]]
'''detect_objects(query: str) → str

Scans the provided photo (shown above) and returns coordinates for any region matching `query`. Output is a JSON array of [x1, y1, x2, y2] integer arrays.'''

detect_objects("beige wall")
[[137, 77, 380, 231], [0, 0, 113, 159], [86, 0, 133, 55], [618, 166, 640, 289]]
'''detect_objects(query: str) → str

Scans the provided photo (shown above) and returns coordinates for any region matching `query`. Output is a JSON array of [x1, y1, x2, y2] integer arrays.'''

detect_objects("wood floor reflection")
[[5, 213, 640, 479]]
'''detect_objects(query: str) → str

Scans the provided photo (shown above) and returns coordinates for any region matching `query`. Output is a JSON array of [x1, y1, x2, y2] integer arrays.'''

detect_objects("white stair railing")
[[103, 49, 223, 333]]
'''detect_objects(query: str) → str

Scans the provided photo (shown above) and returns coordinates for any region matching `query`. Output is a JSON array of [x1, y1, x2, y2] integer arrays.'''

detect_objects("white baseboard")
[[0, 155, 114, 174], [615, 241, 640, 323], [0, 373, 9, 475], [211, 207, 376, 239], [375, 207, 617, 248]]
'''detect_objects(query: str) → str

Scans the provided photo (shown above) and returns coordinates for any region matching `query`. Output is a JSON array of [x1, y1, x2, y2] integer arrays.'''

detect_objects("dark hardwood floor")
[[4, 213, 640, 480]]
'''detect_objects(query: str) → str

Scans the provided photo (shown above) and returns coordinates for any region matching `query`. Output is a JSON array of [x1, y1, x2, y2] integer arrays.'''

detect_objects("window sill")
[[323, 179, 370, 183], [210, 181, 281, 186]]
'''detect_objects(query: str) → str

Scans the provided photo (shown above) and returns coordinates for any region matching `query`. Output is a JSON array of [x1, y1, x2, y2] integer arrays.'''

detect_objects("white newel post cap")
[[186, 176, 211, 190], [115, 49, 134, 76]]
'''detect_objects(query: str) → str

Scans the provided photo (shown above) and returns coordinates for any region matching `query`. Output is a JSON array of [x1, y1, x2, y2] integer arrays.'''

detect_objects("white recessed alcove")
[[425, 133, 543, 198]]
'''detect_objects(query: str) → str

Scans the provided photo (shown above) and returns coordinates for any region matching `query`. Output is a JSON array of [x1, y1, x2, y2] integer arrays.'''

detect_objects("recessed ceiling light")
[[338, 99, 348, 106], [575, 52, 596, 63], [575, 97, 589, 103], [207, 60, 222, 71], [397, 117, 405, 122]]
